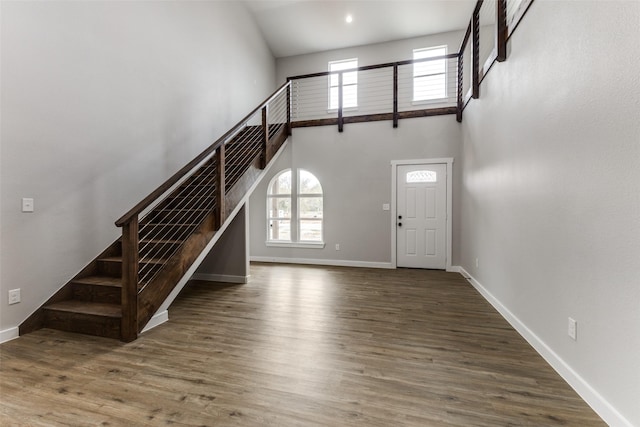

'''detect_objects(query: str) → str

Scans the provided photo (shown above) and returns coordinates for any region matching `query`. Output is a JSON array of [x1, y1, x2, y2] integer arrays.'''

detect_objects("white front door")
[[396, 163, 447, 269]]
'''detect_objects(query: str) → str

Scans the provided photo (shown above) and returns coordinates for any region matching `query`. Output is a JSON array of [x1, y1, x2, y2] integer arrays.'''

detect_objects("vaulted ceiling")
[[244, 0, 477, 58]]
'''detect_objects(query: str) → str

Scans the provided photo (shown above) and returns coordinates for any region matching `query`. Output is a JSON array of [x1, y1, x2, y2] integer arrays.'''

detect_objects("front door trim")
[[391, 158, 453, 271]]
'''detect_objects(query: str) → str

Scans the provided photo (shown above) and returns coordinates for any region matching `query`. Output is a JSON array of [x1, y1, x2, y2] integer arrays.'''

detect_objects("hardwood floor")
[[0, 263, 604, 426]]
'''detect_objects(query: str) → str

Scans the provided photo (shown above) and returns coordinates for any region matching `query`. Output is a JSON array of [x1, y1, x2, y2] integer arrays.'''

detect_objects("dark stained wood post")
[[457, 22, 472, 123], [215, 144, 226, 228], [261, 105, 269, 169], [121, 218, 139, 342], [338, 72, 344, 133], [456, 53, 464, 123], [393, 64, 399, 128], [496, 0, 508, 62], [286, 81, 292, 136], [472, 1, 481, 99]]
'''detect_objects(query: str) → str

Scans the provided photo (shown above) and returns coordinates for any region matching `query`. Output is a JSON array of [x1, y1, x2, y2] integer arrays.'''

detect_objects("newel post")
[[261, 105, 269, 169], [472, 1, 481, 99], [456, 52, 464, 123], [496, 0, 508, 62], [121, 217, 139, 342], [338, 72, 344, 132], [215, 144, 226, 228], [393, 64, 399, 128], [286, 82, 292, 136]]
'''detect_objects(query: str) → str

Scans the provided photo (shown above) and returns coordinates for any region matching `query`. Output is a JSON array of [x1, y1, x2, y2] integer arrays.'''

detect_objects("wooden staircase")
[[20, 84, 291, 342]]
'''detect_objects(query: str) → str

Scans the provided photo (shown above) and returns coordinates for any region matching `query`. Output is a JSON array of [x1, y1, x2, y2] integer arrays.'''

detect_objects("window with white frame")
[[413, 46, 447, 101], [328, 58, 358, 110], [267, 169, 323, 245]]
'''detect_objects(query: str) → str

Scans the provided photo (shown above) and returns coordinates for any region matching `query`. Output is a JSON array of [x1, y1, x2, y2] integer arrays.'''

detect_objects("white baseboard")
[[458, 267, 632, 427], [250, 256, 394, 269], [0, 327, 19, 344], [191, 273, 249, 284], [447, 265, 462, 273], [140, 310, 169, 334]]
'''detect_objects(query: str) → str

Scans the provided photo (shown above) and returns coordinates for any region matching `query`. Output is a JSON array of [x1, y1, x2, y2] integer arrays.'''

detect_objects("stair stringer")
[[138, 137, 290, 334]]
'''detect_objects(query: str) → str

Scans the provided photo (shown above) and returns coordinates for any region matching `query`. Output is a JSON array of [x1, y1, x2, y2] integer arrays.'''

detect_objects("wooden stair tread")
[[71, 276, 122, 287], [45, 301, 122, 318]]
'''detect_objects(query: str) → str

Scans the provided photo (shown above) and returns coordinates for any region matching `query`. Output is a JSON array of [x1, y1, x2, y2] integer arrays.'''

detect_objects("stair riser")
[[98, 260, 121, 277], [183, 173, 216, 187], [139, 224, 200, 241], [97, 260, 164, 285], [139, 242, 183, 260], [43, 310, 120, 340], [143, 209, 210, 225], [162, 197, 215, 210], [72, 283, 121, 305], [226, 150, 261, 163]]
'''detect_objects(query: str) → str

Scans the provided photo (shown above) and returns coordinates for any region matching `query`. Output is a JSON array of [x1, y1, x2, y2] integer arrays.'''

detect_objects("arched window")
[[267, 169, 323, 245]]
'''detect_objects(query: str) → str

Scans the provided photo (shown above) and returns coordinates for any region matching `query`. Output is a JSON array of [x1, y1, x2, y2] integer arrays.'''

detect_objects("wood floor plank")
[[1, 263, 604, 426]]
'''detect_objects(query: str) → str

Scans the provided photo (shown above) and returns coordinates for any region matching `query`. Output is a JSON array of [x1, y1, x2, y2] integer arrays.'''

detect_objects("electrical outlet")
[[475, 258, 479, 268], [8, 289, 21, 305], [568, 317, 577, 340], [335, 244, 340, 251], [22, 198, 34, 213], [382, 203, 390, 211]]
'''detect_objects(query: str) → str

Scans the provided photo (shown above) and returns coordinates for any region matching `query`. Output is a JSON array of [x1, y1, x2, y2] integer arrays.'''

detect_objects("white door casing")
[[393, 160, 451, 270]]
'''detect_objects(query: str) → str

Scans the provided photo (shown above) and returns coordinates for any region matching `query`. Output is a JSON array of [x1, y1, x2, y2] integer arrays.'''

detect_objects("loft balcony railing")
[[288, 0, 533, 130], [288, 54, 460, 131]]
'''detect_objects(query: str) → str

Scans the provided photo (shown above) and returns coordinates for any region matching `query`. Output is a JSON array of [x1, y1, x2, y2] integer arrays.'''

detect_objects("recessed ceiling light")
[[346, 14, 353, 24]]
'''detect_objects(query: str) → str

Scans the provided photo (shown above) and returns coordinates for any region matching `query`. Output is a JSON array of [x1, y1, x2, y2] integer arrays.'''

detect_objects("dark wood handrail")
[[115, 81, 290, 227], [287, 53, 460, 81]]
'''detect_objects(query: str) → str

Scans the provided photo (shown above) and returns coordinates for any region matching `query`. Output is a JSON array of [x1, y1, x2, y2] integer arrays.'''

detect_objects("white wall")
[[195, 204, 249, 283], [460, 1, 640, 425], [0, 1, 275, 336], [277, 30, 465, 83], [249, 117, 462, 266]]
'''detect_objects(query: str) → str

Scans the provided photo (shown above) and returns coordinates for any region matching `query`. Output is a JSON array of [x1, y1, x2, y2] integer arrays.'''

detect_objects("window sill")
[[411, 97, 449, 106], [327, 107, 359, 114], [266, 241, 325, 249]]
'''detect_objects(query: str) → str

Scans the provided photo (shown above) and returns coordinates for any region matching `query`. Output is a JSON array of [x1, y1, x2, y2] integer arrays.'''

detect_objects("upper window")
[[267, 169, 323, 245], [328, 58, 358, 110], [413, 46, 447, 101]]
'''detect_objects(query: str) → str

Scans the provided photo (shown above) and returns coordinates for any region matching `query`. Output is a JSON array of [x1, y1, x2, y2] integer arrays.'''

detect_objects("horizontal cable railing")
[[268, 91, 289, 136], [137, 158, 218, 286], [289, 54, 460, 130], [478, 0, 498, 81], [460, 21, 473, 108], [115, 81, 291, 341]]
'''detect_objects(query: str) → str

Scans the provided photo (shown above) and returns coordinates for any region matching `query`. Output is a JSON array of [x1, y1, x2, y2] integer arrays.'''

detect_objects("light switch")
[[22, 198, 34, 213], [382, 203, 390, 211]]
